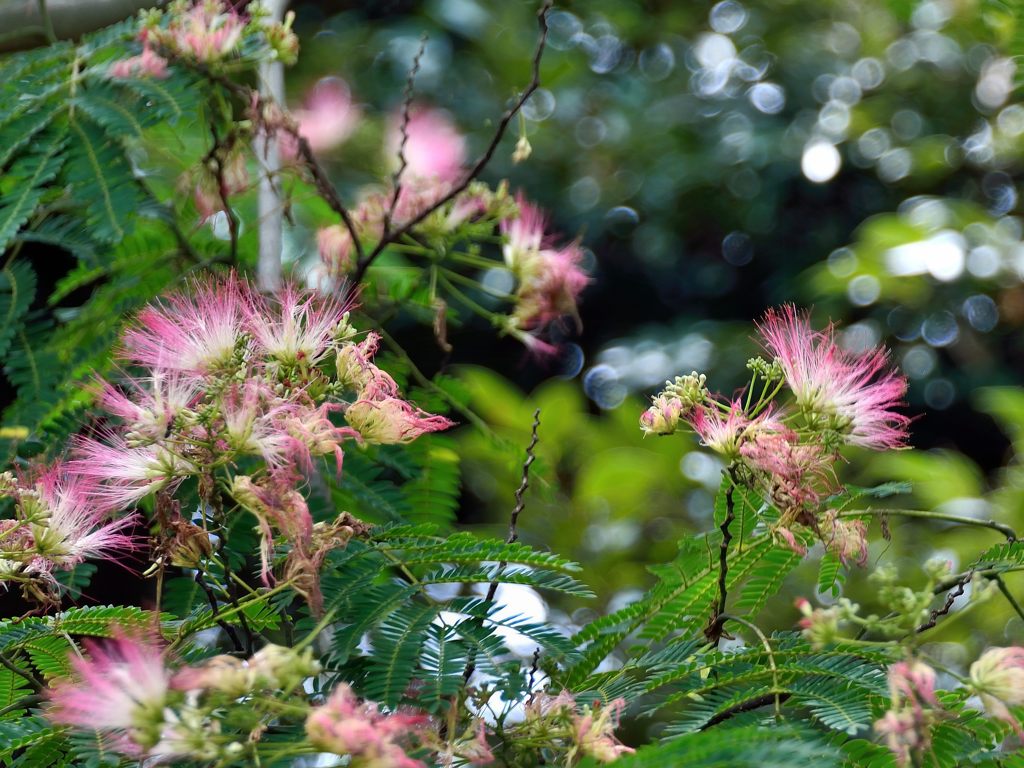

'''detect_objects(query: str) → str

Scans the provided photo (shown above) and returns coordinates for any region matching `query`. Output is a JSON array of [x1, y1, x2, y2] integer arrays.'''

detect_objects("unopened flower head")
[[640, 394, 685, 436], [969, 646, 1024, 735], [757, 305, 910, 450], [795, 597, 842, 648], [663, 372, 708, 409]]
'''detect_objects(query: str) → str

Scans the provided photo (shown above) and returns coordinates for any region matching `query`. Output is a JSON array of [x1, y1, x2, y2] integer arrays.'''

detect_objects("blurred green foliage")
[[278, 0, 1024, 654]]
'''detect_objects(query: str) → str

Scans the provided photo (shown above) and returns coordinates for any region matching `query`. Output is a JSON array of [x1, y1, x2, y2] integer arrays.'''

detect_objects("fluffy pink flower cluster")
[[874, 660, 942, 766], [0, 464, 136, 601], [968, 646, 1024, 736], [522, 691, 634, 764], [49, 631, 319, 760], [150, 0, 245, 63], [500, 193, 589, 332], [640, 306, 909, 565], [59, 275, 449, 599], [109, 32, 169, 79], [758, 305, 910, 450], [305, 684, 428, 768]]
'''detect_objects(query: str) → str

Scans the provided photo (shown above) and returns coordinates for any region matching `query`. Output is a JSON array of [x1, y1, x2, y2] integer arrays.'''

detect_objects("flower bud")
[[639, 394, 684, 436]]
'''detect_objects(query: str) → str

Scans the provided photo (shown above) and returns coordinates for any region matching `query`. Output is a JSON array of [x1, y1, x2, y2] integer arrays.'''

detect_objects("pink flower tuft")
[[757, 305, 910, 450], [305, 684, 427, 766], [514, 244, 590, 330], [109, 44, 169, 79], [317, 224, 355, 278], [284, 77, 360, 157], [500, 193, 548, 270], [49, 630, 171, 753], [345, 397, 454, 445], [688, 400, 753, 458], [24, 464, 138, 575], [390, 107, 466, 184], [572, 698, 635, 764], [69, 434, 193, 510], [245, 282, 349, 366], [120, 275, 249, 376], [161, 0, 245, 63]]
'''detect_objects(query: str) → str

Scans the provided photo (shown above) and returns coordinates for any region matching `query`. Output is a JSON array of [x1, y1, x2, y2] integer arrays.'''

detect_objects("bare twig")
[[194, 569, 244, 652], [346, 0, 553, 293], [705, 473, 735, 645], [384, 34, 428, 236], [463, 408, 541, 685], [917, 571, 971, 633]]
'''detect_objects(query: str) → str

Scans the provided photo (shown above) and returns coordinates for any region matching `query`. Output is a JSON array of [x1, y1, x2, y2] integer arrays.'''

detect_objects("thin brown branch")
[[699, 692, 793, 730], [346, 0, 553, 293], [384, 34, 428, 236], [917, 570, 971, 633], [463, 408, 541, 685], [705, 474, 735, 645]]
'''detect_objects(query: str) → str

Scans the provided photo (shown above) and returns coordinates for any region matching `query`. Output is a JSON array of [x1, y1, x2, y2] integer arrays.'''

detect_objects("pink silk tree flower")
[[245, 283, 349, 367], [120, 276, 248, 377], [500, 193, 548, 271], [345, 396, 454, 445], [305, 684, 427, 767], [48, 631, 173, 755], [389, 107, 466, 184], [739, 427, 837, 510], [688, 400, 753, 458], [874, 660, 942, 767], [335, 333, 398, 397], [969, 646, 1024, 736], [21, 464, 138, 576], [97, 373, 201, 443], [109, 44, 169, 79], [571, 698, 635, 764], [69, 435, 194, 510], [317, 224, 355, 278], [160, 0, 245, 63], [513, 243, 590, 330], [818, 510, 869, 567], [757, 305, 910, 450], [283, 77, 360, 157]]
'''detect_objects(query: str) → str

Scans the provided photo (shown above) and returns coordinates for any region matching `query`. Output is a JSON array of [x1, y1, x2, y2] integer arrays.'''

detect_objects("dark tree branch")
[[346, 0, 553, 294], [194, 569, 244, 652], [463, 408, 541, 685], [383, 34, 427, 236], [917, 570, 971, 633], [699, 693, 793, 730], [705, 475, 735, 645]]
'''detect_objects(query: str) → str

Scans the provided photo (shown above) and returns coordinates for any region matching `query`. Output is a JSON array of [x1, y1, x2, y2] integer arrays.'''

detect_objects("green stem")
[[839, 508, 1016, 541]]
